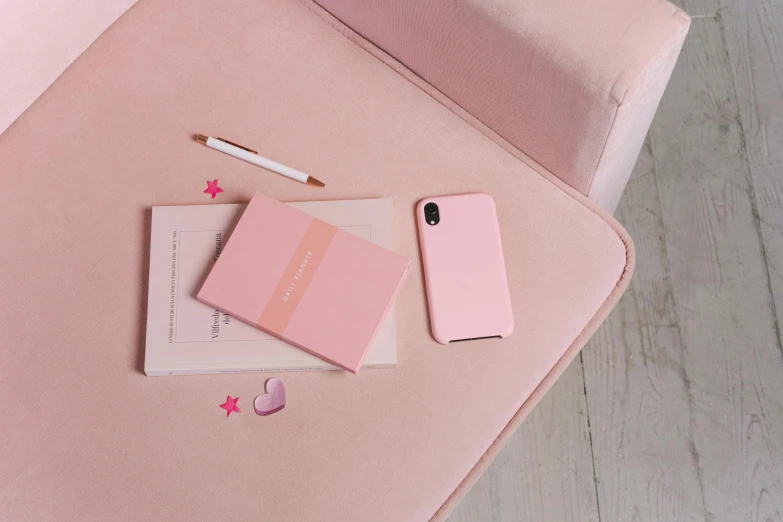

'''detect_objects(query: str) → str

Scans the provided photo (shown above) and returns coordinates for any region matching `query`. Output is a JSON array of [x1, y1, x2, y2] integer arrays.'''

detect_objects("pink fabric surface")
[[314, 0, 689, 209], [0, 0, 136, 135], [588, 12, 690, 213], [0, 1, 633, 520]]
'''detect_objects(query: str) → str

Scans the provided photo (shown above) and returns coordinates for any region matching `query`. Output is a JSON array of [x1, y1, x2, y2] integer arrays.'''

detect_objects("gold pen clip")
[[215, 137, 258, 155]]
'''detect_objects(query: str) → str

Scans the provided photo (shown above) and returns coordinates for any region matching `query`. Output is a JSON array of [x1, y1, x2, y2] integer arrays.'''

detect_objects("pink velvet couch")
[[0, 0, 688, 520]]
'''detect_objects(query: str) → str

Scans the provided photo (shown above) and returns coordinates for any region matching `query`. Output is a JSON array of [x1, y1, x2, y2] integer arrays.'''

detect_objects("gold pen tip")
[[196, 134, 208, 145], [306, 176, 326, 187]]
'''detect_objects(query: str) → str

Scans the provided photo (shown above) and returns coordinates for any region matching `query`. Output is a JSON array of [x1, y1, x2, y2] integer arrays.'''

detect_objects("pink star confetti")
[[203, 179, 224, 198], [219, 396, 241, 417]]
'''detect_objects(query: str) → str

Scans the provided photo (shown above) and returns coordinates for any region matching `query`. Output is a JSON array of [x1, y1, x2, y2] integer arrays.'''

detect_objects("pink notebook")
[[197, 192, 411, 373]]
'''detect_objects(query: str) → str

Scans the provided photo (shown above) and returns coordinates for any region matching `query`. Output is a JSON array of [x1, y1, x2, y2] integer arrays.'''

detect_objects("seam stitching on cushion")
[[586, 102, 622, 197], [588, 9, 691, 199], [608, 8, 690, 105]]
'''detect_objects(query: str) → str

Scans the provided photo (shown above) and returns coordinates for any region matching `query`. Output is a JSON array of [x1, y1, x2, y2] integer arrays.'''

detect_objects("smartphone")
[[416, 193, 514, 344]]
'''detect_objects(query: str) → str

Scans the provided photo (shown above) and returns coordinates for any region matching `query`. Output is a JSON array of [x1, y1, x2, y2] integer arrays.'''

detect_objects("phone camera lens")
[[423, 202, 440, 226]]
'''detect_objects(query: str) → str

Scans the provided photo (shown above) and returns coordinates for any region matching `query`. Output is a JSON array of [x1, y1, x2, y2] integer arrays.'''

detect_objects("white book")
[[144, 198, 398, 376]]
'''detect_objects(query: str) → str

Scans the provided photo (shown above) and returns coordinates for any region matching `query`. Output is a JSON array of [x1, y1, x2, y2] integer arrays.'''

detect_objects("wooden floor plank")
[[448, 361, 599, 522], [722, 0, 783, 359], [648, 14, 783, 522], [676, 0, 719, 19], [582, 138, 707, 522]]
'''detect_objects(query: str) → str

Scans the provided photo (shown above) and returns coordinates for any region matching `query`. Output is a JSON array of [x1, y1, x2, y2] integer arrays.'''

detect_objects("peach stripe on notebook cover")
[[259, 218, 338, 335]]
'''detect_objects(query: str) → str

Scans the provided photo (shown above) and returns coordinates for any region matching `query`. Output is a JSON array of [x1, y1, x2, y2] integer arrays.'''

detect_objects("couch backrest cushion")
[[314, 0, 689, 211]]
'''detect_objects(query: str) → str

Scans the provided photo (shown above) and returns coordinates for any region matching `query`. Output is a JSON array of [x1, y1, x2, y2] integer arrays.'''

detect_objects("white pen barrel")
[[206, 137, 310, 183]]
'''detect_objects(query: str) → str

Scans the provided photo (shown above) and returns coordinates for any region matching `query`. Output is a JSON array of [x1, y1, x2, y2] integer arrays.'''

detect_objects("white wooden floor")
[[449, 0, 783, 520]]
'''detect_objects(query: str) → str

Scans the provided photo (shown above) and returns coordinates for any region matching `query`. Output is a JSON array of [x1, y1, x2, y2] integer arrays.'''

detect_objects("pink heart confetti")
[[254, 378, 286, 416]]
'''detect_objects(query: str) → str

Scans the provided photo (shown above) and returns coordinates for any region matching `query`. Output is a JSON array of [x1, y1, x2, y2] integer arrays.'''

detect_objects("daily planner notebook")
[[144, 198, 403, 376], [197, 192, 411, 373]]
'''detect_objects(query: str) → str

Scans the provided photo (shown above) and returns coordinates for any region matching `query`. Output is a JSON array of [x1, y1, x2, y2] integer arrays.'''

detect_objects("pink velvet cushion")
[[0, 0, 633, 520], [0, 0, 135, 135], [314, 0, 689, 211]]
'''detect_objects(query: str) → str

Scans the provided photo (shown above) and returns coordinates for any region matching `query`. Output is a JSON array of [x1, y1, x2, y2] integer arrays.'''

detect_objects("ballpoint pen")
[[196, 134, 325, 187]]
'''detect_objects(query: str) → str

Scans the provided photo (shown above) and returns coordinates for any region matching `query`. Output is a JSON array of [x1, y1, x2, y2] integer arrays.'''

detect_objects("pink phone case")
[[417, 193, 514, 344]]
